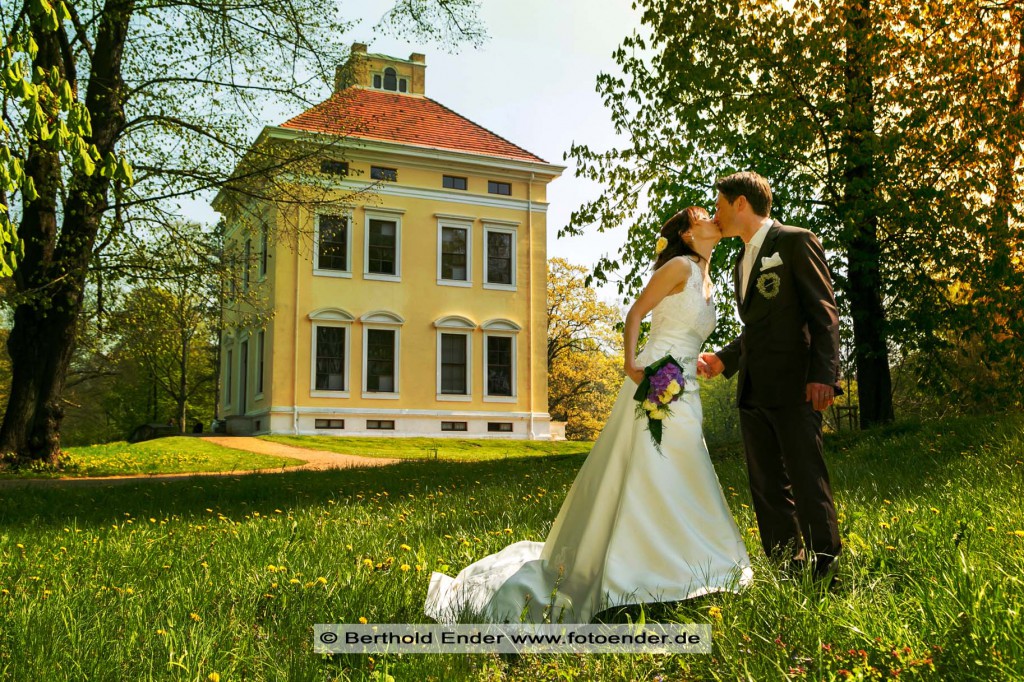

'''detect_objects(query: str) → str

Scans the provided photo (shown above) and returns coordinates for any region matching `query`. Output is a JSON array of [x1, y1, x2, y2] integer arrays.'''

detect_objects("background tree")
[[564, 0, 1022, 428], [547, 258, 624, 440], [0, 0, 483, 464]]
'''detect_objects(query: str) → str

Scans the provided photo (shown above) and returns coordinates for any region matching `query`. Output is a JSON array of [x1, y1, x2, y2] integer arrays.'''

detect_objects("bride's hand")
[[625, 362, 645, 384]]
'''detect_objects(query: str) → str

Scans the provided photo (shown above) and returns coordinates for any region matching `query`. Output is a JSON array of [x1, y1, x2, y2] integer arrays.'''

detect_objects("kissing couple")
[[426, 171, 844, 624]]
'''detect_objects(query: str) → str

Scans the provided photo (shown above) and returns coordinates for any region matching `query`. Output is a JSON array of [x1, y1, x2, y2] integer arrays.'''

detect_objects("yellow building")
[[212, 44, 564, 439]]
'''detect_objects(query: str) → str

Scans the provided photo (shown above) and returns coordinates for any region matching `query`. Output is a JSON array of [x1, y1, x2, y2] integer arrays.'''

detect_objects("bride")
[[424, 206, 753, 625]]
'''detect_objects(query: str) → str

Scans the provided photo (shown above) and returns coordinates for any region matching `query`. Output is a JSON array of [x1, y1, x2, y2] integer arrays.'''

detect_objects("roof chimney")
[[334, 42, 369, 93]]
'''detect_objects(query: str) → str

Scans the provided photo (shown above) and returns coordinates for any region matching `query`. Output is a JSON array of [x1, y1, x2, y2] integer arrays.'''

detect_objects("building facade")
[[212, 44, 564, 439]]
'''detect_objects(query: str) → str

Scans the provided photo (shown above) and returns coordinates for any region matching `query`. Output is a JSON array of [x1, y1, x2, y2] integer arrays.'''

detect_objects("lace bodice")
[[635, 258, 716, 383]]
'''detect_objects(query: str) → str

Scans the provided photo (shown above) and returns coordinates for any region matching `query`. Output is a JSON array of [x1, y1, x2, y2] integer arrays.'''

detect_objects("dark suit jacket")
[[716, 220, 842, 408]]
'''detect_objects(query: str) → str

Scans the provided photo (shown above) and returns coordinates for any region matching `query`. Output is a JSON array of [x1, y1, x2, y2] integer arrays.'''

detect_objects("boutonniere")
[[756, 272, 781, 299], [760, 252, 783, 270]]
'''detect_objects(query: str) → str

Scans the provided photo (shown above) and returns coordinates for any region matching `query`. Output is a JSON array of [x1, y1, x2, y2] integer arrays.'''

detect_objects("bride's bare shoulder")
[[660, 256, 692, 294]]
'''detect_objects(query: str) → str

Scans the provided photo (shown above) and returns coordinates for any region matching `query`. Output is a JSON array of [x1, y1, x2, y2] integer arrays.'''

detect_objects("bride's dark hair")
[[653, 206, 710, 271]]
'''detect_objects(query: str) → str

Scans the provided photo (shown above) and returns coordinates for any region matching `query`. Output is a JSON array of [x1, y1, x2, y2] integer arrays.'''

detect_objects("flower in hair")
[[655, 237, 668, 255]]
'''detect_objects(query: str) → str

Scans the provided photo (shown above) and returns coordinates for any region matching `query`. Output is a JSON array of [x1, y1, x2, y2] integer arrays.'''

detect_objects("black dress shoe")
[[812, 556, 841, 590]]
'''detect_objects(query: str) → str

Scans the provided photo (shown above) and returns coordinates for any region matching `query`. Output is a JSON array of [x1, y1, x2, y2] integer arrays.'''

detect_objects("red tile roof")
[[280, 87, 547, 164]]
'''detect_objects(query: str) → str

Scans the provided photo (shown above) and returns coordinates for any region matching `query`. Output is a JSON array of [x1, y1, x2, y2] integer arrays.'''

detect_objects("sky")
[[183, 0, 644, 302]]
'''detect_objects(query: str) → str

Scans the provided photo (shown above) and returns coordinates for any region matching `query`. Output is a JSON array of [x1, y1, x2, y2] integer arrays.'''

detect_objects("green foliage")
[[564, 0, 1023, 392], [0, 6, 136, 278], [547, 258, 625, 440], [1, 0, 486, 461], [698, 374, 741, 445]]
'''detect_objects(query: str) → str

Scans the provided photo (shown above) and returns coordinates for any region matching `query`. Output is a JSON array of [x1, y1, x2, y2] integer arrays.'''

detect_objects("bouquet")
[[633, 355, 689, 454]]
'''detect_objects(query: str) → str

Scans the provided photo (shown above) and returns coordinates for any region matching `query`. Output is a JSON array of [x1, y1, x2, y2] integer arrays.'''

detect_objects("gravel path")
[[0, 436, 402, 489]]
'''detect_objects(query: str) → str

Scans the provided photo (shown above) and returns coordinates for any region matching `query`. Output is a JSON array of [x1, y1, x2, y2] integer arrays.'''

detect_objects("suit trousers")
[[739, 388, 842, 569]]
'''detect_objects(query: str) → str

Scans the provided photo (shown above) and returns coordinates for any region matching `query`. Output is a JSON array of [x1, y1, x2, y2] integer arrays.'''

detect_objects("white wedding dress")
[[424, 258, 753, 624]]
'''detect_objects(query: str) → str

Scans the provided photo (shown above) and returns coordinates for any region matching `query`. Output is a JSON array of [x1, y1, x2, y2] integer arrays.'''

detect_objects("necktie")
[[741, 244, 758, 302]]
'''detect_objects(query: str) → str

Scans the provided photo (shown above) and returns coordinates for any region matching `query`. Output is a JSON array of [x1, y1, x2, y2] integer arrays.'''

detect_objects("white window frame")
[[435, 315, 475, 401], [308, 308, 354, 398], [258, 222, 269, 281], [254, 329, 266, 400], [361, 311, 404, 399], [436, 217, 473, 287], [363, 208, 404, 282], [483, 221, 518, 291], [242, 238, 251, 292], [482, 319, 521, 402], [235, 331, 250, 416], [313, 212, 353, 279], [225, 345, 234, 407]]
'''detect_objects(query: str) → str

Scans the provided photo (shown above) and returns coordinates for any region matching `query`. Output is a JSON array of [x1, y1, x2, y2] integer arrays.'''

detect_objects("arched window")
[[383, 68, 397, 91]]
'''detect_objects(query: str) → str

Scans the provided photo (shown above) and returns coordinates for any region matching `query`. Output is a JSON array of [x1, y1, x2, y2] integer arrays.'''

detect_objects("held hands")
[[697, 353, 724, 379], [806, 383, 835, 411]]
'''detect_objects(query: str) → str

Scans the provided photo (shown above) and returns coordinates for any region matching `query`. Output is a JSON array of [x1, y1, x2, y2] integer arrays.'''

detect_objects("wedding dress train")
[[424, 258, 753, 624]]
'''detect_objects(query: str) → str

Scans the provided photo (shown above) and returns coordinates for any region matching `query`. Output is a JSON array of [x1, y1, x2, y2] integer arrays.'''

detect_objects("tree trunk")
[[843, 0, 894, 427], [0, 299, 80, 464], [0, 0, 134, 462], [179, 323, 189, 433], [993, 9, 1024, 243]]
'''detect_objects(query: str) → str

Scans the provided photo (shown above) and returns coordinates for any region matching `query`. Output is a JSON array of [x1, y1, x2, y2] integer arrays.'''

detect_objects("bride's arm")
[[623, 258, 690, 383]]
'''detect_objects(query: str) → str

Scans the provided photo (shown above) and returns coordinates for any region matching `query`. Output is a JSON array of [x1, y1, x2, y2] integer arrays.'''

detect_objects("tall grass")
[[0, 413, 1021, 680]]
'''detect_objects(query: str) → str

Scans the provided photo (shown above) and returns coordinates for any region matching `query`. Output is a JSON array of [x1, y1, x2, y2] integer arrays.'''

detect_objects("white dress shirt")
[[740, 219, 773, 302]]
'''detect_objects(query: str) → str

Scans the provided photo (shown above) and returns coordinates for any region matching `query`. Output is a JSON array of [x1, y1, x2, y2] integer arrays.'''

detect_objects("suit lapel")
[[740, 220, 783, 314]]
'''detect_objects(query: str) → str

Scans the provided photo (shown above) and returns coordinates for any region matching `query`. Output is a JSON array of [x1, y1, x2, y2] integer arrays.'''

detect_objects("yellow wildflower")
[[359, 616, 368, 624]]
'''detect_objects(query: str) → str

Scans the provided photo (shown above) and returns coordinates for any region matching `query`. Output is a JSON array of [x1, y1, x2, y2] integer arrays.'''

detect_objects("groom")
[[698, 171, 843, 581]]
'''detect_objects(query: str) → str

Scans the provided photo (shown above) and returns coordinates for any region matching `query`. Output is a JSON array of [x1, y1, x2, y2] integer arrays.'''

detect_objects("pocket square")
[[760, 253, 784, 270]]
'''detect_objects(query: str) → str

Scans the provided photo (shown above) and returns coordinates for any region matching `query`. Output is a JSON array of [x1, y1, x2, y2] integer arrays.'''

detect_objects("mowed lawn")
[[0, 414, 1021, 680], [258, 435, 593, 462], [0, 437, 307, 478]]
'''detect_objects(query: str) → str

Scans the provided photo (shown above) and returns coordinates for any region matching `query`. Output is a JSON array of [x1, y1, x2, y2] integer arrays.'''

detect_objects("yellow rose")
[[655, 237, 668, 255], [667, 380, 681, 395], [649, 409, 668, 420], [642, 400, 657, 411]]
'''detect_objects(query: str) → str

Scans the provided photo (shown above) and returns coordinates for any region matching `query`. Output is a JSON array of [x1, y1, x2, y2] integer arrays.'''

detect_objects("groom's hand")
[[806, 383, 835, 411], [698, 353, 724, 379]]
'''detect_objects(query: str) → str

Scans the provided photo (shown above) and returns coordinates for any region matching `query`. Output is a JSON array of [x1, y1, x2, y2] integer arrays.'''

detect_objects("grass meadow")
[[0, 437, 306, 479], [0, 413, 1021, 680], [257, 436, 593, 462]]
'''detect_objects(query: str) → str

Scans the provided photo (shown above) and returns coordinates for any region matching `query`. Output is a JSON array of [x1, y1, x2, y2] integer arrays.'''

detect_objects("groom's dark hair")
[[715, 171, 772, 217]]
